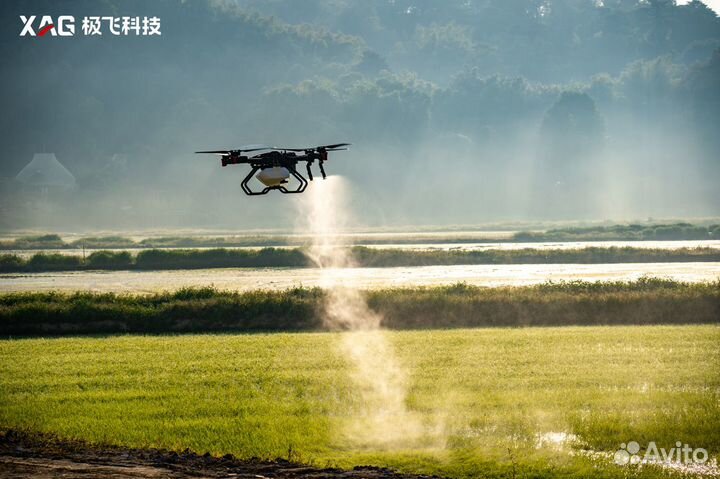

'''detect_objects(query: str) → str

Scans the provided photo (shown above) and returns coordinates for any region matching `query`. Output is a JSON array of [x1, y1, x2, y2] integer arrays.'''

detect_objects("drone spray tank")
[[256, 166, 290, 187]]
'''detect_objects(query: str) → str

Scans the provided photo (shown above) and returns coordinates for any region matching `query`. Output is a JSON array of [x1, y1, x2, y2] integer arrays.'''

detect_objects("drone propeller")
[[319, 143, 351, 149], [195, 144, 272, 155], [237, 144, 273, 152], [277, 143, 351, 152], [195, 150, 232, 155]]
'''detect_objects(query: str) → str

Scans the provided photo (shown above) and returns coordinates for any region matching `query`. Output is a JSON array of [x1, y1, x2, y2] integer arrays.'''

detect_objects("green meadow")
[[1, 325, 718, 478]]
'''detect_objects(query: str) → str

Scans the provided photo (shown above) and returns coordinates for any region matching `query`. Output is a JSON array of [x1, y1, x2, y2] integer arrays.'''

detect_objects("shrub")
[[86, 251, 133, 269]]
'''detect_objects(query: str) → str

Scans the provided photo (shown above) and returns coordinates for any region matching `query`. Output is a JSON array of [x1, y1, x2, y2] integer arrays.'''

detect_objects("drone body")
[[196, 143, 350, 195]]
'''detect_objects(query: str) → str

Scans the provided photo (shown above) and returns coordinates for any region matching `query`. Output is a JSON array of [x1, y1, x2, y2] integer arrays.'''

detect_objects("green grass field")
[[1, 325, 718, 478]]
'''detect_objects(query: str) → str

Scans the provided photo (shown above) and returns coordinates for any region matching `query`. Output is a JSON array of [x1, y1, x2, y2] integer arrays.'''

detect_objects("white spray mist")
[[297, 176, 428, 447]]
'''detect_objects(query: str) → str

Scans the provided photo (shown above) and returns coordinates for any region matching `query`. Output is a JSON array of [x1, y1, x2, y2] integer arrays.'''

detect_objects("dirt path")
[[0, 430, 442, 479]]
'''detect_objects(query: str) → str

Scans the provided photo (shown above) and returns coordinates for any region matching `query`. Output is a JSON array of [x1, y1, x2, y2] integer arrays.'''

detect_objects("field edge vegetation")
[[1, 278, 718, 336], [2, 224, 719, 250], [2, 246, 720, 273]]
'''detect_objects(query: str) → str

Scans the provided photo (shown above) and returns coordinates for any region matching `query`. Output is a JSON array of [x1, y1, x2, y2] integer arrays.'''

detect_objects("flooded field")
[[2, 262, 718, 293], [362, 239, 720, 251]]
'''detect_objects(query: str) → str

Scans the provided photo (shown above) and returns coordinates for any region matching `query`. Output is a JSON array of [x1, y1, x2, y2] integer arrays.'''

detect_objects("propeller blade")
[[276, 143, 351, 152], [237, 144, 272, 153], [196, 145, 273, 154], [325, 147, 348, 151], [319, 143, 351, 149]]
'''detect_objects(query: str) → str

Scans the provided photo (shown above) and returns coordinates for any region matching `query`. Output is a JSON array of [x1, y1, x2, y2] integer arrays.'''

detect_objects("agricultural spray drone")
[[195, 143, 350, 195]]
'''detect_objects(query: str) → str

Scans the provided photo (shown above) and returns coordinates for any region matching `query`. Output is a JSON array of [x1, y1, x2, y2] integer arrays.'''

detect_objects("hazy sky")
[[1, 0, 718, 229]]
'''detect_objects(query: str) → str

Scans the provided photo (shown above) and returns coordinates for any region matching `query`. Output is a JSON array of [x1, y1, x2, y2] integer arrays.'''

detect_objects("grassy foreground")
[[1, 326, 718, 478], [2, 279, 718, 335]]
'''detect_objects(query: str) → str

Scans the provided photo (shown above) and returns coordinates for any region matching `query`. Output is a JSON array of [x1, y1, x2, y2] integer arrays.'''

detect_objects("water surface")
[[2, 262, 718, 293]]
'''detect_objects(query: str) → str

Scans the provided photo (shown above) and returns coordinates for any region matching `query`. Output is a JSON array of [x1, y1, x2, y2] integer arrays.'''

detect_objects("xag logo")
[[19, 15, 160, 37], [19, 15, 75, 37]]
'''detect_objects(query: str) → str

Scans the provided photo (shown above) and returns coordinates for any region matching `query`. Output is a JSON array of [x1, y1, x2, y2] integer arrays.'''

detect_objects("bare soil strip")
[[0, 430, 442, 479]]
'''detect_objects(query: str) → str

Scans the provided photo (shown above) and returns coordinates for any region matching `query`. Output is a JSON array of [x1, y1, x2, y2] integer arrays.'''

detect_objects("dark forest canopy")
[[0, 0, 719, 228]]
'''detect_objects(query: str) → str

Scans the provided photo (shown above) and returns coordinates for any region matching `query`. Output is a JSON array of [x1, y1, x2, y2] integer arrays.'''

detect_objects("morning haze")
[[1, 0, 719, 230]]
